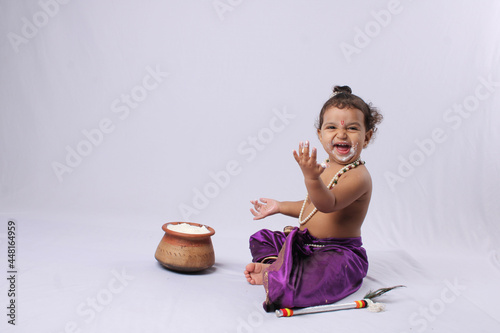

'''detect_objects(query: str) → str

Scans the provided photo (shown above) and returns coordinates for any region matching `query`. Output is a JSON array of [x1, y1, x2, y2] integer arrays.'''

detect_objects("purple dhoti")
[[249, 228, 368, 312]]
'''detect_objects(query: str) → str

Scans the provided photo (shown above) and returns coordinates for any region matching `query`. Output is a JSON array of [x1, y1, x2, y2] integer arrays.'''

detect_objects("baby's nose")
[[337, 129, 348, 138]]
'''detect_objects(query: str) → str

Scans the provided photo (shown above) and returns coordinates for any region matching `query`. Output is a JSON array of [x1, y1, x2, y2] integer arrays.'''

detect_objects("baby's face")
[[317, 107, 372, 165]]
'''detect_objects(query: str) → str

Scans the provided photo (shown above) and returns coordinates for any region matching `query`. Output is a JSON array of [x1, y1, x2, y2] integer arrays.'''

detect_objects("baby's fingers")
[[250, 208, 259, 217], [310, 147, 318, 161], [251, 209, 265, 220], [302, 140, 310, 156]]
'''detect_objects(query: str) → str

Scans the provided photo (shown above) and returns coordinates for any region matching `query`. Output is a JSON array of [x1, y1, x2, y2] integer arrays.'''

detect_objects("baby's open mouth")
[[333, 142, 352, 154]]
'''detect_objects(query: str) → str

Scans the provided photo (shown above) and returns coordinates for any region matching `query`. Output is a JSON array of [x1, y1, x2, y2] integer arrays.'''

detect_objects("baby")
[[244, 85, 383, 311]]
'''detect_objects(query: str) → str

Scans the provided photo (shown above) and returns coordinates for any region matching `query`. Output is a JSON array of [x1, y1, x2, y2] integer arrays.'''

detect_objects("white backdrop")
[[1, 1, 500, 332]]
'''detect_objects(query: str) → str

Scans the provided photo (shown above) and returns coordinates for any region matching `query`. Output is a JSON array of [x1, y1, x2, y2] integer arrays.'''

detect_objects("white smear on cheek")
[[332, 143, 358, 162]]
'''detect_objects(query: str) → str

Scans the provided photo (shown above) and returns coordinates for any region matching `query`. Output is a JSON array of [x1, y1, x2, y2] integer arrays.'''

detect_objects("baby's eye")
[[326, 126, 336, 129], [348, 127, 359, 131]]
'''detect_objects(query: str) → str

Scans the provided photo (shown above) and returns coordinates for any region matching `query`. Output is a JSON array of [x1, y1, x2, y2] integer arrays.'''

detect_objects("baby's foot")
[[244, 263, 270, 285]]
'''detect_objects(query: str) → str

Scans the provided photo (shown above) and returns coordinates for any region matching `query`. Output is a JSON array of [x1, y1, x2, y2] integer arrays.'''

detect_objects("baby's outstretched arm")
[[250, 199, 303, 220], [250, 198, 279, 220]]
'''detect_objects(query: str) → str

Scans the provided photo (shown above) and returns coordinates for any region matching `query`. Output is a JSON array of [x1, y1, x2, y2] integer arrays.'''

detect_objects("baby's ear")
[[317, 128, 322, 139], [363, 129, 373, 148]]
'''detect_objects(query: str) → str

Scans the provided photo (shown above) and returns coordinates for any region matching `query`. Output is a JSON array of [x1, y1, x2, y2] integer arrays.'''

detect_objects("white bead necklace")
[[298, 159, 365, 225]]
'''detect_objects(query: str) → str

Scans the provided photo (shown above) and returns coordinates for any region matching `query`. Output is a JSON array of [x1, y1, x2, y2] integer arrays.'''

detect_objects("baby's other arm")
[[293, 142, 334, 212], [293, 141, 370, 213], [306, 168, 371, 213], [278, 200, 304, 218]]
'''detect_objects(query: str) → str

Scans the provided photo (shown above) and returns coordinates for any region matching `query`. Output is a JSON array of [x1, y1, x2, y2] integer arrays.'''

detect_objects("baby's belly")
[[300, 213, 362, 239]]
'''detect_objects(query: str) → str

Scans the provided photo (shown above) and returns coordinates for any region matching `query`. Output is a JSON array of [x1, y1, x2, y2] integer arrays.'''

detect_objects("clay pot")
[[155, 222, 215, 272]]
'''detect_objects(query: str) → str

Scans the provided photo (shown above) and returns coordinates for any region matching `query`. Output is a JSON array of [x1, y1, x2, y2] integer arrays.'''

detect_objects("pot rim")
[[161, 222, 215, 238]]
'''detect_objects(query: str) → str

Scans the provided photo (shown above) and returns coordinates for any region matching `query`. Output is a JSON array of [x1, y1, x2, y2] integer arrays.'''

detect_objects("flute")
[[276, 285, 405, 318], [276, 299, 375, 317]]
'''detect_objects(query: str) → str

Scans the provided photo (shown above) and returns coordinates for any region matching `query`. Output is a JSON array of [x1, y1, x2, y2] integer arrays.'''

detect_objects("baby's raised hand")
[[293, 141, 326, 180], [250, 198, 280, 220]]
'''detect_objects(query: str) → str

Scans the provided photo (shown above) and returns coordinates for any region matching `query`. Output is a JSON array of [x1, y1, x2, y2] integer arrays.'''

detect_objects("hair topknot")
[[333, 85, 352, 94], [316, 85, 383, 143]]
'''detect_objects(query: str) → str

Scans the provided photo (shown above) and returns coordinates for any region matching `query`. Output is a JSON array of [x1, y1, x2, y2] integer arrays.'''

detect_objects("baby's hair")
[[316, 85, 383, 139]]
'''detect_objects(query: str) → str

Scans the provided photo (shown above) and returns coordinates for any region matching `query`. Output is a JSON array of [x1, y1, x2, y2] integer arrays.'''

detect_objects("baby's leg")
[[244, 263, 270, 285], [249, 229, 287, 262], [245, 229, 287, 285]]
